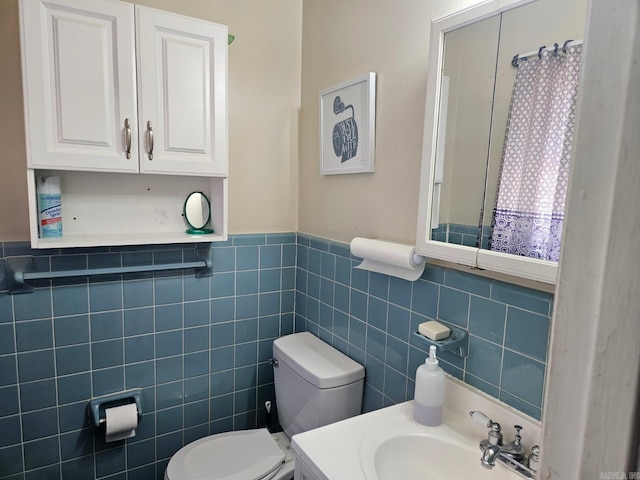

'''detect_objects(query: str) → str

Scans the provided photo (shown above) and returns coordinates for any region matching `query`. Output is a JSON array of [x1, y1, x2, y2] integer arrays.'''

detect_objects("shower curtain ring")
[[562, 39, 573, 54], [553, 43, 559, 56], [511, 54, 520, 68], [538, 46, 546, 59]]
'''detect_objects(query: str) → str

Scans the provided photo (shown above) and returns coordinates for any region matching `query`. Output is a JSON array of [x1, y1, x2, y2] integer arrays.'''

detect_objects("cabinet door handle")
[[147, 121, 154, 160], [124, 118, 131, 159]]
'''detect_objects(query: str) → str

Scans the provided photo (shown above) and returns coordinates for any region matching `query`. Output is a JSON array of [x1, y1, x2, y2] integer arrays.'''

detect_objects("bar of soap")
[[418, 321, 451, 341]]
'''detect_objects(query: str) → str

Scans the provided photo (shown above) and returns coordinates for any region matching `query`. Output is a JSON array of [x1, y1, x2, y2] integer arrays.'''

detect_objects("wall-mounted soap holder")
[[413, 324, 468, 357], [88, 389, 143, 428]]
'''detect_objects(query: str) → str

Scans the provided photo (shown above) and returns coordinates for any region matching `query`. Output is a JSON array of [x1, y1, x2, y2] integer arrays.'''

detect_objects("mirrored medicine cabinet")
[[416, 0, 587, 285]]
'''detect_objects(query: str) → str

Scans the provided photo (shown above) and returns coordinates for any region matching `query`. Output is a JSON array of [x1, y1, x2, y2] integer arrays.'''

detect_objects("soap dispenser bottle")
[[414, 345, 445, 426]]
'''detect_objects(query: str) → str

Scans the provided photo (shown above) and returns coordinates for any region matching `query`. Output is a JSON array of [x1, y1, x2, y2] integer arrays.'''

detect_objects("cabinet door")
[[136, 6, 228, 177], [20, 0, 138, 172]]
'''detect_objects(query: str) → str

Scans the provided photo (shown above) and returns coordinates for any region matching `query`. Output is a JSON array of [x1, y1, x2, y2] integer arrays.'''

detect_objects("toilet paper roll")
[[350, 237, 425, 281], [104, 403, 138, 442]]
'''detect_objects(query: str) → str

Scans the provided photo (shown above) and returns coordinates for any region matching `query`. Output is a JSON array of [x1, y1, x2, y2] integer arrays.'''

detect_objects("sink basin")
[[371, 434, 516, 480]]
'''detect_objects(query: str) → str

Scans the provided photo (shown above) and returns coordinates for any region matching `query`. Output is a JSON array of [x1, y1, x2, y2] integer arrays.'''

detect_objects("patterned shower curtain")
[[489, 44, 582, 261]]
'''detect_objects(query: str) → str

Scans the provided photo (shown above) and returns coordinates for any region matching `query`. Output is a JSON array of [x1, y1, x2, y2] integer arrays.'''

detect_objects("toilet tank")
[[272, 332, 364, 439]]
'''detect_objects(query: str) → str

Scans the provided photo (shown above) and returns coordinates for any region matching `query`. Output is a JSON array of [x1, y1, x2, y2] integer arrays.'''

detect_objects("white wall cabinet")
[[136, 7, 228, 176], [20, 0, 227, 176], [20, 0, 139, 173], [19, 0, 228, 248]]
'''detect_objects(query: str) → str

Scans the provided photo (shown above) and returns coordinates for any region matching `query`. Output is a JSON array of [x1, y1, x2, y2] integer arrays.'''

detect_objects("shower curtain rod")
[[511, 39, 583, 67]]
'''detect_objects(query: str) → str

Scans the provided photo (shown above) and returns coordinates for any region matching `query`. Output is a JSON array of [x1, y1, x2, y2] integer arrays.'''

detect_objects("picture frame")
[[319, 72, 376, 175]]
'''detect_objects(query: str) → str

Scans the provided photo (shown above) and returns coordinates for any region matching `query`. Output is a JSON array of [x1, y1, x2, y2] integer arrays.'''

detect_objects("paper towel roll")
[[104, 403, 138, 442], [350, 237, 425, 281]]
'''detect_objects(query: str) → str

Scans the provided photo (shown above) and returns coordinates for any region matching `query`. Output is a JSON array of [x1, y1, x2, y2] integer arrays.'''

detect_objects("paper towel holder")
[[89, 389, 143, 428], [411, 251, 426, 267], [350, 237, 427, 281]]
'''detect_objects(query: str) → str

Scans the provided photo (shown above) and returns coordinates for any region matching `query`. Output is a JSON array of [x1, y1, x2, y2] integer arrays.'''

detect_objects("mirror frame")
[[416, 0, 560, 285]]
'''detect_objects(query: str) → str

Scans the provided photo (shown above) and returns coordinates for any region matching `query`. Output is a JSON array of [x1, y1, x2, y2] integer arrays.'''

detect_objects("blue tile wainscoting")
[[294, 233, 552, 422], [0, 234, 296, 480], [0, 232, 553, 479]]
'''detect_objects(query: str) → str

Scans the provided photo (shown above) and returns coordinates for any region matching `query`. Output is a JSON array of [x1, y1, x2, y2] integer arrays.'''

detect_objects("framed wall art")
[[319, 72, 376, 175]]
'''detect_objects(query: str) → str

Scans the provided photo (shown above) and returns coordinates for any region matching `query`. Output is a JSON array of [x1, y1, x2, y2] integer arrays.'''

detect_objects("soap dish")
[[412, 323, 468, 357]]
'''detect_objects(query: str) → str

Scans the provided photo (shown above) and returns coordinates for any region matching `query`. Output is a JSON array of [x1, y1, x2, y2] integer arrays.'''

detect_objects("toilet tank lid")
[[273, 333, 364, 389]]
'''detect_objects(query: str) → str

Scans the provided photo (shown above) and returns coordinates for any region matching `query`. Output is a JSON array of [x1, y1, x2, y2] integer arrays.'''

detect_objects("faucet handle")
[[470, 411, 503, 446], [528, 445, 541, 472], [513, 425, 522, 444], [469, 410, 492, 427]]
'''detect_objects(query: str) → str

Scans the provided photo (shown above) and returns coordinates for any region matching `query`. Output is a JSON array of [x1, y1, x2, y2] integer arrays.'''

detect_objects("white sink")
[[366, 433, 518, 480], [291, 376, 541, 480]]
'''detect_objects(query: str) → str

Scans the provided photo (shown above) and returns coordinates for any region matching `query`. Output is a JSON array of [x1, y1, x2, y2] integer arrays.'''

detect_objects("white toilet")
[[165, 332, 365, 480]]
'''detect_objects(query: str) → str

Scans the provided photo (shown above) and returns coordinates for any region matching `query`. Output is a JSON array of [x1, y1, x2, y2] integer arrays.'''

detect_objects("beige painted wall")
[[0, 0, 302, 241], [297, 0, 486, 245], [0, 0, 29, 241]]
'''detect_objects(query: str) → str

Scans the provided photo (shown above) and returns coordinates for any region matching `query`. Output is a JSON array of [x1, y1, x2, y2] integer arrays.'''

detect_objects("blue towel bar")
[[6, 246, 212, 294]]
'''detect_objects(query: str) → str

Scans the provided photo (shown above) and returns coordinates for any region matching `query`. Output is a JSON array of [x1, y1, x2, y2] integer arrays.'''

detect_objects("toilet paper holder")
[[89, 389, 143, 428]]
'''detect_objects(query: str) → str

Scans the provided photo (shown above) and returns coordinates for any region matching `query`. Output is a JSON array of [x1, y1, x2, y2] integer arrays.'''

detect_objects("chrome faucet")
[[481, 444, 503, 468], [481, 424, 525, 467], [469, 411, 539, 479]]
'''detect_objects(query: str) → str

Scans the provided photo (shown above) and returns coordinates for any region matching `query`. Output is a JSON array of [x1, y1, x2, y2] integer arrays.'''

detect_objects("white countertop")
[[291, 376, 541, 480]]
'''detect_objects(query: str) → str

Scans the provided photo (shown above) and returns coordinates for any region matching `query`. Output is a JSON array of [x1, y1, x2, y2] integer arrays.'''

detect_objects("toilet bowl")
[[165, 429, 294, 480], [164, 332, 364, 480]]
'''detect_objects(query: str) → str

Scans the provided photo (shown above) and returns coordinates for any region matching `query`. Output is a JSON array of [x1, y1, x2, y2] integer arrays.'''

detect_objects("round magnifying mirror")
[[184, 192, 213, 234]]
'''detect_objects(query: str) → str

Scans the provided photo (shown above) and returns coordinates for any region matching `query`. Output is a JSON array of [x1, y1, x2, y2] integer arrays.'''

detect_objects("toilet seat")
[[165, 429, 286, 480]]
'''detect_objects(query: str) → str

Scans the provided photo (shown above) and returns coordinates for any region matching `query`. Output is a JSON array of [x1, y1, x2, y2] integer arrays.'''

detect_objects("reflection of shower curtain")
[[489, 45, 582, 261]]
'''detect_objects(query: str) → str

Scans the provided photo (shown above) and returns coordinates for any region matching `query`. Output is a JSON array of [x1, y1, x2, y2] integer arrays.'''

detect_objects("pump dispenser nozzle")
[[426, 345, 439, 370]]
